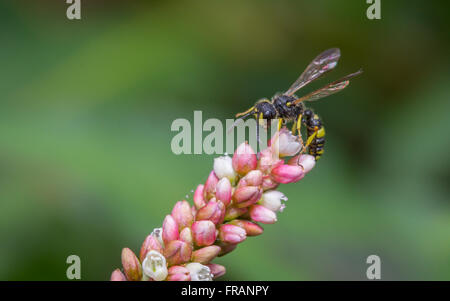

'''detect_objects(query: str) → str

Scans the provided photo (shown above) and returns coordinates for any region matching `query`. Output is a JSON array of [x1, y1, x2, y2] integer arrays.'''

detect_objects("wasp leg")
[[256, 112, 263, 155], [277, 118, 283, 131], [296, 114, 304, 149], [291, 118, 297, 134], [304, 130, 318, 150], [236, 106, 256, 118]]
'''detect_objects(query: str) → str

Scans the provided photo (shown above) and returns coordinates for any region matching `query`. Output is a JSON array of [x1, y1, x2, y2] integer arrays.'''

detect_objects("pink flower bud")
[[215, 178, 232, 206], [261, 175, 279, 191], [288, 154, 316, 173], [270, 164, 304, 184], [224, 206, 248, 221], [192, 245, 221, 264], [233, 186, 262, 208], [237, 170, 263, 188], [204, 171, 219, 200], [121, 248, 142, 281], [229, 220, 264, 236], [258, 148, 283, 173], [139, 234, 163, 262], [232, 142, 257, 175], [167, 266, 191, 281], [110, 269, 127, 281], [169, 265, 190, 274], [195, 199, 225, 225], [219, 224, 247, 244], [171, 200, 194, 229], [207, 264, 226, 279], [249, 204, 277, 224], [179, 227, 193, 245], [163, 240, 192, 266], [191, 220, 217, 246], [217, 242, 237, 257], [193, 184, 206, 209], [162, 215, 179, 245]]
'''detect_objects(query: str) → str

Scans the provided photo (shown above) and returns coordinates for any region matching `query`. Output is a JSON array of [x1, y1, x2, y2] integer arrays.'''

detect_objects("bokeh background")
[[1, 0, 449, 280]]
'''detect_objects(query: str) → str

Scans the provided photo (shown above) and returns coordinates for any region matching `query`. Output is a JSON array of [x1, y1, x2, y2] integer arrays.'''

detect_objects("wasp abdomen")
[[303, 109, 325, 160]]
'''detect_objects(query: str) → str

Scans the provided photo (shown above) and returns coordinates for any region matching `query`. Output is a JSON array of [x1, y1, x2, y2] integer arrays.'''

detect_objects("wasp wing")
[[291, 69, 363, 104], [284, 48, 341, 96]]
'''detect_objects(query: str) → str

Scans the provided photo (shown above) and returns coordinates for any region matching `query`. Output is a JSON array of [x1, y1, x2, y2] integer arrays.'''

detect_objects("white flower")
[[213, 156, 236, 181], [151, 227, 164, 247], [260, 190, 288, 212], [297, 154, 316, 173], [142, 250, 168, 281], [273, 128, 302, 157], [185, 262, 213, 281]]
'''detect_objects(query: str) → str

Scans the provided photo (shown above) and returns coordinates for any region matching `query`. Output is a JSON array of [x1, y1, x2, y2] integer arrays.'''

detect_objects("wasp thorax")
[[273, 94, 303, 120]]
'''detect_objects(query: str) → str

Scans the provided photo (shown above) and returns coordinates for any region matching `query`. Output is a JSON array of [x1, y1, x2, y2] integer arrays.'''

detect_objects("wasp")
[[234, 48, 362, 160]]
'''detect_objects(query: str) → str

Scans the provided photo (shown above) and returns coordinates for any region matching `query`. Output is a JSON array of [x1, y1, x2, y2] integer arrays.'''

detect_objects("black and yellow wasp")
[[234, 48, 362, 160]]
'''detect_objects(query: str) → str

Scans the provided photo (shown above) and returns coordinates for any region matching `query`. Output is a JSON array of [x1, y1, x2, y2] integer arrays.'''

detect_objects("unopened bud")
[[233, 186, 262, 208], [168, 266, 191, 281], [121, 248, 142, 281], [237, 170, 263, 188], [229, 220, 264, 236], [215, 178, 232, 206], [217, 242, 237, 257], [162, 215, 179, 245], [110, 269, 127, 281], [219, 224, 247, 244], [261, 175, 279, 191], [204, 171, 219, 200], [194, 184, 206, 209], [232, 142, 257, 175], [206, 263, 226, 279], [192, 245, 221, 264], [195, 199, 225, 225], [191, 220, 217, 246], [249, 204, 277, 224], [140, 234, 163, 262], [258, 148, 283, 173], [179, 227, 193, 245], [171, 200, 194, 229], [224, 206, 248, 221], [270, 164, 304, 184], [164, 240, 192, 266]]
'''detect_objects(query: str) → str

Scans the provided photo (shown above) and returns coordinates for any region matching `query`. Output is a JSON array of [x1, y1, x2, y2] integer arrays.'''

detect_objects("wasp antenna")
[[227, 111, 254, 133]]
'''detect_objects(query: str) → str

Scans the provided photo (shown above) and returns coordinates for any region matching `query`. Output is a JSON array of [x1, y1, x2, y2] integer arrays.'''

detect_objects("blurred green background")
[[1, 0, 449, 280]]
